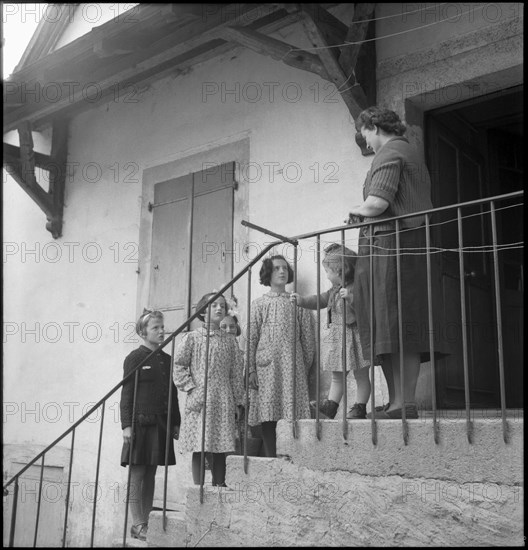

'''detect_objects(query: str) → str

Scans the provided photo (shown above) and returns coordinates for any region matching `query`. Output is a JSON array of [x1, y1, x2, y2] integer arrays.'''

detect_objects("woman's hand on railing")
[[249, 371, 258, 390], [290, 292, 299, 304], [345, 213, 363, 225], [123, 426, 132, 444]]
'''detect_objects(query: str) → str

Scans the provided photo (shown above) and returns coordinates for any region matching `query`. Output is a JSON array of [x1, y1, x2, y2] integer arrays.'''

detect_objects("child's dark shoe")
[[346, 403, 367, 419], [310, 399, 339, 419], [130, 522, 147, 541]]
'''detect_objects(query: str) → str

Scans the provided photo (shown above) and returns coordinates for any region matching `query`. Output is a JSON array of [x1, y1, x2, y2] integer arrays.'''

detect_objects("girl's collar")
[[266, 290, 290, 297], [140, 344, 158, 352], [198, 326, 221, 336]]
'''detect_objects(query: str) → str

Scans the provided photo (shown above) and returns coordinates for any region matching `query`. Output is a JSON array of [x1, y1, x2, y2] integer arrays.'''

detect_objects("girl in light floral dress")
[[247, 255, 315, 457], [173, 292, 245, 487]]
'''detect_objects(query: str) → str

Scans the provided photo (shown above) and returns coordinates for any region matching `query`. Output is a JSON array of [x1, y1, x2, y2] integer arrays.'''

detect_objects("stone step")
[[182, 456, 524, 547], [147, 510, 187, 547], [111, 536, 148, 548]]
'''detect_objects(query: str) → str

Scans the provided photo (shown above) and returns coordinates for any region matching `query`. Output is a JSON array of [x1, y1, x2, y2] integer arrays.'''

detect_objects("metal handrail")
[[4, 189, 523, 545]]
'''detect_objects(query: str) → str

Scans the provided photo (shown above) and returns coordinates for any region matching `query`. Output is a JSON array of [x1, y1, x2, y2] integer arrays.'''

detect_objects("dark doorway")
[[425, 87, 523, 409]]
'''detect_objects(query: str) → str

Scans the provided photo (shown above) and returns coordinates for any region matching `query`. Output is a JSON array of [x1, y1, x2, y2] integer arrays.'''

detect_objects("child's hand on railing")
[[249, 372, 258, 390], [339, 288, 350, 299], [290, 293, 300, 304]]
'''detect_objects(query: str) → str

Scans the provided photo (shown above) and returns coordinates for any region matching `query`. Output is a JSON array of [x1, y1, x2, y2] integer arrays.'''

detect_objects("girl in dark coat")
[[120, 310, 180, 540]]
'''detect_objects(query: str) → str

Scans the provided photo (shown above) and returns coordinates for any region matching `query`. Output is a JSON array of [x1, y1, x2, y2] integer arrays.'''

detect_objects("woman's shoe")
[[367, 404, 418, 419], [130, 522, 147, 541], [346, 403, 367, 419], [310, 399, 339, 419], [385, 404, 419, 419], [375, 403, 390, 412]]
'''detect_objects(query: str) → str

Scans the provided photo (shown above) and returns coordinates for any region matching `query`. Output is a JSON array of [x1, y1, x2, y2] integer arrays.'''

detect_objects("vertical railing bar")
[[187, 182, 195, 323], [341, 229, 348, 440], [315, 235, 322, 440], [490, 201, 508, 444], [395, 220, 408, 444], [90, 402, 106, 547], [123, 369, 140, 546], [62, 428, 75, 548], [425, 214, 439, 444], [163, 337, 177, 530], [244, 267, 252, 474], [457, 207, 472, 443], [368, 225, 377, 445], [33, 454, 45, 547], [8, 477, 19, 547], [200, 303, 212, 504], [292, 244, 298, 439]]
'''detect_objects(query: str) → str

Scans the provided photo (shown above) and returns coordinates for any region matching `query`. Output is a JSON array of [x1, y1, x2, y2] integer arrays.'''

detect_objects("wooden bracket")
[[218, 25, 329, 80], [3, 119, 68, 238], [298, 5, 366, 120]]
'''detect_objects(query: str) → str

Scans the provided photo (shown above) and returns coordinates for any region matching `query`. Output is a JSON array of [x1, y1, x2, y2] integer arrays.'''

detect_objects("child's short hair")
[[195, 292, 226, 322], [136, 309, 164, 337], [322, 244, 357, 286], [259, 255, 294, 286]]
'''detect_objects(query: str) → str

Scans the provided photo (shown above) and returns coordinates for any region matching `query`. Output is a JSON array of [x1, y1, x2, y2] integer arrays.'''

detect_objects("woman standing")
[[347, 106, 442, 419]]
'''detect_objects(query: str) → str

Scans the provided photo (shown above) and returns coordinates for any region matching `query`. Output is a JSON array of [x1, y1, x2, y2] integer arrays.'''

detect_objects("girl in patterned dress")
[[247, 255, 315, 457], [291, 244, 370, 419], [173, 293, 245, 487]]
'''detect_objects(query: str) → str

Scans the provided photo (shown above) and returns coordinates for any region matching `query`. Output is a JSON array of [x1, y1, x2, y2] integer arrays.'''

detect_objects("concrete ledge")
[[276, 418, 523, 485]]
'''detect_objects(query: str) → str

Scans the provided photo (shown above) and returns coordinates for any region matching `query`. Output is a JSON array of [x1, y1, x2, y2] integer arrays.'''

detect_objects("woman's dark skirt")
[[121, 414, 176, 467], [354, 224, 447, 363]]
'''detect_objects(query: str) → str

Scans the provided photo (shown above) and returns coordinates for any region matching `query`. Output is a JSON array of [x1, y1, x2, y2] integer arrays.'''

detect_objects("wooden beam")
[[46, 118, 69, 238], [218, 26, 329, 80], [17, 121, 39, 189], [4, 133, 55, 220], [4, 4, 304, 132], [293, 3, 348, 47], [4, 4, 294, 132], [3, 143, 53, 169], [338, 3, 376, 77], [299, 6, 367, 119]]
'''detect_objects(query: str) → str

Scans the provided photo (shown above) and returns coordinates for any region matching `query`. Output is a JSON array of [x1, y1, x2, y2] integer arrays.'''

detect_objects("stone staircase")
[[147, 416, 524, 547]]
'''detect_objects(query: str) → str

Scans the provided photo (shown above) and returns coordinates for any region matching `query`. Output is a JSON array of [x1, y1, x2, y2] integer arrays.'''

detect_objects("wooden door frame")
[[405, 87, 523, 409]]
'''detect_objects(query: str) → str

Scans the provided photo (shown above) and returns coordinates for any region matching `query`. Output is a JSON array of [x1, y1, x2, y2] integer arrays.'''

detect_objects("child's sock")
[[327, 371, 345, 403]]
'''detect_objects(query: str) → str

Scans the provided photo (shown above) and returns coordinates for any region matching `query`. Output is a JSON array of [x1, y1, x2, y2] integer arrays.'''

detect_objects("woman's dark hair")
[[322, 243, 357, 286], [355, 106, 406, 136], [259, 255, 294, 286], [195, 292, 226, 322]]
